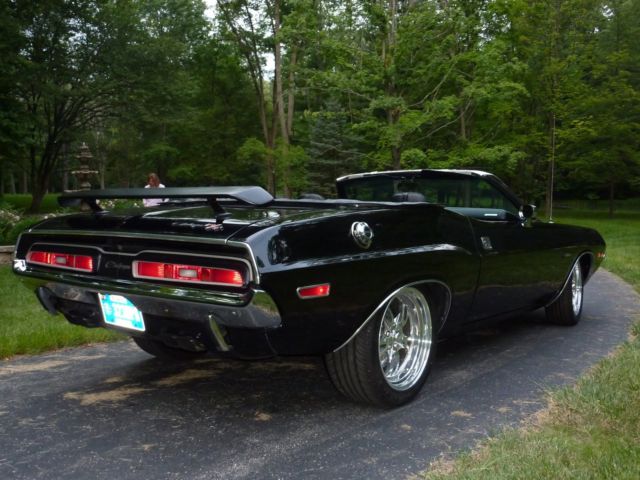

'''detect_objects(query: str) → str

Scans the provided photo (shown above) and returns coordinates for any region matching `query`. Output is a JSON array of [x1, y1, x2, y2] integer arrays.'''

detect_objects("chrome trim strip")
[[26, 229, 230, 245], [333, 279, 452, 352], [31, 241, 107, 253], [280, 244, 469, 271], [544, 252, 594, 308], [229, 240, 261, 284]]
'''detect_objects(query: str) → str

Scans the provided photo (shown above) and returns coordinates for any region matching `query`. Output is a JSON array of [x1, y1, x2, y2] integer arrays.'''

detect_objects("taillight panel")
[[26, 250, 95, 273], [133, 260, 245, 287], [23, 243, 252, 288]]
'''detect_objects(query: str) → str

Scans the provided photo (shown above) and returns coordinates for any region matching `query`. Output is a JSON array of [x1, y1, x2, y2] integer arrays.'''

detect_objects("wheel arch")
[[545, 251, 594, 309], [579, 252, 595, 283], [332, 279, 452, 353]]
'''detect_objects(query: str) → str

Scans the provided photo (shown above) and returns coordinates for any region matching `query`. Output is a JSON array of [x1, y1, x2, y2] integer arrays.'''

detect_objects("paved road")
[[1, 270, 639, 480]]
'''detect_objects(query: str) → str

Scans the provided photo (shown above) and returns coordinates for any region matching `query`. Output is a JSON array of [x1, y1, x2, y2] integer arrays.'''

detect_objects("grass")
[[425, 209, 640, 480], [1, 193, 60, 213], [554, 210, 640, 291], [0, 266, 123, 359]]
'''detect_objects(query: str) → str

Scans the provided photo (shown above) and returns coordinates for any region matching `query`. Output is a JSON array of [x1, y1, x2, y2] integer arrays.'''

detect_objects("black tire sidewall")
[[359, 297, 436, 407]]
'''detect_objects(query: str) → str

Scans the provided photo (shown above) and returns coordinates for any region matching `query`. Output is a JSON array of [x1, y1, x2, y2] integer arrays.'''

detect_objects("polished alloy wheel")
[[378, 287, 432, 391], [571, 263, 583, 316]]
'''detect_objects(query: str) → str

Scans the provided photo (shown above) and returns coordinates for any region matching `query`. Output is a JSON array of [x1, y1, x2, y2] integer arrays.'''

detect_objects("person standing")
[[143, 173, 165, 207]]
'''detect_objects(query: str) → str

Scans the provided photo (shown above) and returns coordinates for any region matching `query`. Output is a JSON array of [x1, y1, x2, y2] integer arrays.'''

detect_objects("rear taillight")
[[132, 261, 245, 287], [27, 251, 94, 272]]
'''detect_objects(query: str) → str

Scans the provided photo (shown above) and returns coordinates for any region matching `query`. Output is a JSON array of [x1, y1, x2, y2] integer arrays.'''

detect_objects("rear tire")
[[545, 262, 583, 326], [132, 337, 206, 361], [325, 287, 436, 407]]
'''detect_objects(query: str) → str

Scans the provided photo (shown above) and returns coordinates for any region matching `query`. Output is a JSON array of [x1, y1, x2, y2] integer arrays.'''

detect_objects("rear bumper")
[[13, 262, 282, 356], [14, 262, 281, 330]]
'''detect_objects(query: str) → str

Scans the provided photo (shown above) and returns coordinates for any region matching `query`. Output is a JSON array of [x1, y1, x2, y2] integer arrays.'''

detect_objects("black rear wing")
[[59, 186, 274, 213]]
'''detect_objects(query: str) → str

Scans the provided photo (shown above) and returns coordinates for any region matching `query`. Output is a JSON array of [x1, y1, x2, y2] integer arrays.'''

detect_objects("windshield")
[[339, 175, 519, 215]]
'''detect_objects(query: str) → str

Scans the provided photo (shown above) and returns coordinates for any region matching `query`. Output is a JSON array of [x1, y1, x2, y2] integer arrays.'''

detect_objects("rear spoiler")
[[59, 186, 274, 214]]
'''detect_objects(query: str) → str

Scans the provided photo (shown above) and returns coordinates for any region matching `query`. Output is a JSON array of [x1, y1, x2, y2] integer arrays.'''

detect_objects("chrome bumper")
[[14, 264, 281, 329]]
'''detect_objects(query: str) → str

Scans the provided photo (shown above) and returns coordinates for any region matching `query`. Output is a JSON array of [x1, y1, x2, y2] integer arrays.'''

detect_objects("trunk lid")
[[29, 204, 345, 242]]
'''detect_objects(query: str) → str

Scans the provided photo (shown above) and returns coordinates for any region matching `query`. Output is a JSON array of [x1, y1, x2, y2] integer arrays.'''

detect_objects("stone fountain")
[[71, 143, 99, 191]]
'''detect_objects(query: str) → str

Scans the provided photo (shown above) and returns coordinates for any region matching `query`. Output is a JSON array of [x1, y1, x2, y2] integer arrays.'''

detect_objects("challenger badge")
[[204, 223, 224, 232]]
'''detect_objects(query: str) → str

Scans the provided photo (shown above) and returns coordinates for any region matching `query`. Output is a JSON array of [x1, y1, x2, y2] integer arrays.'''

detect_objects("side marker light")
[[297, 283, 331, 299]]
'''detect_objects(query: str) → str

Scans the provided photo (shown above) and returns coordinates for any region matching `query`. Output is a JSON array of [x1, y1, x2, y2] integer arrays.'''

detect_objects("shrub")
[[0, 202, 52, 245], [0, 203, 23, 244], [4, 217, 45, 245]]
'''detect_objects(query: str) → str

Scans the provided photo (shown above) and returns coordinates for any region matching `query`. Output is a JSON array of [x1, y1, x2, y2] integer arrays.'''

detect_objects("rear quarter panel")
[[242, 205, 481, 354]]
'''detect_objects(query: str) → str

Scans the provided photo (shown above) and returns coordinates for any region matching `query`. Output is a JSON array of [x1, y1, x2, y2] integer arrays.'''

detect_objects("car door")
[[458, 180, 569, 321]]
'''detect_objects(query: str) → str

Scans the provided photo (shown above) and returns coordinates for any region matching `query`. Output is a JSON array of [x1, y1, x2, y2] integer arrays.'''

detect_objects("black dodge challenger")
[[12, 169, 606, 407]]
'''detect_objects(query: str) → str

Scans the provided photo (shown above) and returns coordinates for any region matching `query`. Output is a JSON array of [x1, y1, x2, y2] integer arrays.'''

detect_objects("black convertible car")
[[12, 169, 605, 406]]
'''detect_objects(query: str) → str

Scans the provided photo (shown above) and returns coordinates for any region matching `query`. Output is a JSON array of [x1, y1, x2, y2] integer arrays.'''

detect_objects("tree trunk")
[[545, 113, 556, 220], [274, 0, 288, 147], [218, 0, 277, 195], [609, 181, 615, 218], [391, 146, 401, 169], [386, 0, 400, 169], [62, 142, 69, 191], [9, 172, 17, 195], [266, 150, 276, 195], [286, 47, 298, 139], [29, 179, 48, 213]]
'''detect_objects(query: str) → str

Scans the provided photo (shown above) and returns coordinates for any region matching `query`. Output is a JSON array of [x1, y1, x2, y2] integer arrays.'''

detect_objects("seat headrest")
[[299, 193, 325, 200], [391, 192, 426, 203]]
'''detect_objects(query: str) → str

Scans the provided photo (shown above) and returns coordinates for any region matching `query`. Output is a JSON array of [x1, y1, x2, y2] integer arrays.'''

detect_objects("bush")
[[0, 202, 49, 245], [4, 217, 44, 245], [0, 203, 22, 244]]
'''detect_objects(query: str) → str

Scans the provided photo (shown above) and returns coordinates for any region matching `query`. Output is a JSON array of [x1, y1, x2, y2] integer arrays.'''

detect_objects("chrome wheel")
[[571, 263, 583, 316], [378, 287, 432, 391]]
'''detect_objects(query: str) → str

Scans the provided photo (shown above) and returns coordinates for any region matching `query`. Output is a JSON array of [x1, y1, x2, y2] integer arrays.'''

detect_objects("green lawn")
[[0, 266, 123, 359], [1, 193, 60, 213], [553, 210, 640, 291], [425, 209, 640, 480]]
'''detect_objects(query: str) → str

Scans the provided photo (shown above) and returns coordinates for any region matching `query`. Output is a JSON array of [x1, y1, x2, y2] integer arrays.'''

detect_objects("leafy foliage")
[[0, 0, 638, 211]]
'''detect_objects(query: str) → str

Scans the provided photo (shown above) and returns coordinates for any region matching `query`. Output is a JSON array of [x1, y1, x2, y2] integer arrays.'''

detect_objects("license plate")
[[98, 293, 145, 332]]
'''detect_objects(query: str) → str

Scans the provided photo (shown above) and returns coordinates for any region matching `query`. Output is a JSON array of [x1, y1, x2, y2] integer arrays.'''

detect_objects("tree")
[[559, 0, 640, 216], [306, 100, 362, 196], [5, 0, 140, 211]]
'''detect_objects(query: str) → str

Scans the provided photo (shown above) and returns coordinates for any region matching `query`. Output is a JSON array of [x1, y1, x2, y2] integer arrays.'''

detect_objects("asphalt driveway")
[[1, 270, 638, 480]]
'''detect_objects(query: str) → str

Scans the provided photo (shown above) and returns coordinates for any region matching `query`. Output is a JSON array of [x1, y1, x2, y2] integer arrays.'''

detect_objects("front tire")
[[545, 262, 584, 326], [325, 287, 436, 407]]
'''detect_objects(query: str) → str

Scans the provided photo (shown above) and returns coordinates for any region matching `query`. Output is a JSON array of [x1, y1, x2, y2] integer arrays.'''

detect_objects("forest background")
[[0, 0, 639, 215]]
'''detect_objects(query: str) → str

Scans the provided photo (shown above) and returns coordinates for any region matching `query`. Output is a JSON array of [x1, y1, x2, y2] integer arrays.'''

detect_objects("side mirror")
[[519, 204, 536, 221]]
